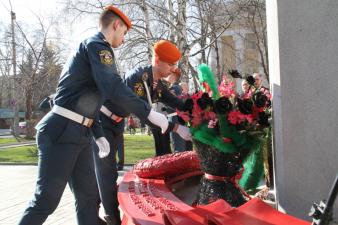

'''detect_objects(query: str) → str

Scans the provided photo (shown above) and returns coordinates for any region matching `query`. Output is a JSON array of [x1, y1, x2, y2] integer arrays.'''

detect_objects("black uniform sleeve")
[[86, 42, 151, 121], [38, 97, 52, 112]]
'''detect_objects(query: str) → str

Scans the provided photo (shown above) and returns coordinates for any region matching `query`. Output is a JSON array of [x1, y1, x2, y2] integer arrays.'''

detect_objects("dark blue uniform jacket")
[[35, 32, 151, 144]]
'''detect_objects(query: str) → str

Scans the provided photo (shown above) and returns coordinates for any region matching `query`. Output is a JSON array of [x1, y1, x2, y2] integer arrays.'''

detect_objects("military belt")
[[52, 105, 94, 128], [100, 106, 123, 123]]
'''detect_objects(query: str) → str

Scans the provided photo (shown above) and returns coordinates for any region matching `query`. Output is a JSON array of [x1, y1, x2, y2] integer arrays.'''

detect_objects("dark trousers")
[[151, 127, 171, 156], [115, 132, 124, 168], [93, 128, 120, 221], [18, 129, 100, 225]]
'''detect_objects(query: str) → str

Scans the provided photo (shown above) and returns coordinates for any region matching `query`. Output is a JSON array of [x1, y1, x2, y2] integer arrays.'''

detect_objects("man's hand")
[[147, 109, 169, 133], [175, 125, 192, 141], [96, 137, 110, 158]]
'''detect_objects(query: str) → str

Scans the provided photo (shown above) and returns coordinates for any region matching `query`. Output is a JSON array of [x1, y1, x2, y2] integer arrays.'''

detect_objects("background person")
[[166, 70, 192, 152]]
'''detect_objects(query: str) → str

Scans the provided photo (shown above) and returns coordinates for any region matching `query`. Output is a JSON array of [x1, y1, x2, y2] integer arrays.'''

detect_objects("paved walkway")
[[0, 165, 130, 225]]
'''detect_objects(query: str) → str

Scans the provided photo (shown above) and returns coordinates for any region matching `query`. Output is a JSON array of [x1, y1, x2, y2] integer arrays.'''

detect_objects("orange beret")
[[104, 5, 132, 30], [153, 40, 181, 64]]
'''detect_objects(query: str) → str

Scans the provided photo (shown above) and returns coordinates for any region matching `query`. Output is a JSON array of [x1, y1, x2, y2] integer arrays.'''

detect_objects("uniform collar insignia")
[[142, 72, 148, 81]]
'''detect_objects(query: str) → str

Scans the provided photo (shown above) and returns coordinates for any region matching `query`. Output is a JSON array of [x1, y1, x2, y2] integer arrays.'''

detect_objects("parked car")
[[18, 121, 27, 135]]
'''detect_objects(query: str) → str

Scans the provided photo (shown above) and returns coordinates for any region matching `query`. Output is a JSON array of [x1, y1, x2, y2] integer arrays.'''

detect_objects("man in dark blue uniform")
[[94, 41, 192, 225], [125, 40, 190, 156], [18, 6, 188, 225]]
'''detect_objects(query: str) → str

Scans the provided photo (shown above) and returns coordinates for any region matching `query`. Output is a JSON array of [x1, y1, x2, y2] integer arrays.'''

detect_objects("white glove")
[[175, 125, 192, 141], [147, 109, 169, 133], [96, 137, 110, 158]]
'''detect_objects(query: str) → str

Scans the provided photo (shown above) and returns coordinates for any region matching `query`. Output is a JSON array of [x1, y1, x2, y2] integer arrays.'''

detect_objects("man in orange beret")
[[124, 40, 191, 156], [18, 6, 183, 225]]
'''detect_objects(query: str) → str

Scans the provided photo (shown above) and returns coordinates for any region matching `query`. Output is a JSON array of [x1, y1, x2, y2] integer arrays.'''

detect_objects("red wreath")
[[133, 151, 201, 179]]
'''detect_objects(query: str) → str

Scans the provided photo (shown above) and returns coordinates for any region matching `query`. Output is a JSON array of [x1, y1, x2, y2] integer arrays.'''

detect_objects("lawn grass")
[[0, 146, 38, 163], [0, 134, 155, 164], [0, 137, 34, 145], [124, 134, 155, 164], [0, 138, 19, 145]]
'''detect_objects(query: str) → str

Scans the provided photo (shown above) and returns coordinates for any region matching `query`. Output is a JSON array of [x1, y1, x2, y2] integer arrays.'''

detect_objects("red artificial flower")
[[190, 92, 204, 114], [203, 110, 217, 121], [228, 110, 244, 125], [202, 82, 211, 93], [191, 115, 203, 127], [251, 105, 265, 121], [191, 91, 203, 103], [176, 110, 190, 122], [243, 114, 254, 124], [222, 137, 232, 143]]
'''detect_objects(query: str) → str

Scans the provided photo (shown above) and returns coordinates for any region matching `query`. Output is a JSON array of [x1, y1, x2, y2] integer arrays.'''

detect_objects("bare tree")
[[195, 0, 238, 81], [245, 0, 268, 80], [233, 0, 268, 80], [14, 14, 63, 138], [62, 0, 242, 89], [0, 27, 13, 108]]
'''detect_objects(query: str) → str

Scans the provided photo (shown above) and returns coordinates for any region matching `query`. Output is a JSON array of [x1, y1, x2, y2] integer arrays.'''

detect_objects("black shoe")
[[104, 215, 121, 225], [99, 217, 107, 225]]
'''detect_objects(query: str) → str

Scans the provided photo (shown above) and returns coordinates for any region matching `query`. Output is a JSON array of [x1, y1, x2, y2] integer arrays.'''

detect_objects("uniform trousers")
[[151, 127, 171, 156], [93, 128, 120, 222], [18, 116, 100, 225]]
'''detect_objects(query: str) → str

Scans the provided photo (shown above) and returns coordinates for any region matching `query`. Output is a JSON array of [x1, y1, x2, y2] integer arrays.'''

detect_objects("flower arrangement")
[[177, 64, 272, 197], [177, 64, 271, 155]]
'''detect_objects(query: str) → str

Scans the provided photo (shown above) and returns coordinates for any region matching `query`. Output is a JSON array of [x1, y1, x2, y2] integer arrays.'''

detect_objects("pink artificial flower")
[[219, 76, 236, 98], [242, 89, 253, 99], [208, 118, 218, 128], [260, 87, 272, 100]]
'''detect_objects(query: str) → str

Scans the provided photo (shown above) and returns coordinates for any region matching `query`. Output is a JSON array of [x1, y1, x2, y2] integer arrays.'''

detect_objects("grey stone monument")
[[267, 0, 338, 220]]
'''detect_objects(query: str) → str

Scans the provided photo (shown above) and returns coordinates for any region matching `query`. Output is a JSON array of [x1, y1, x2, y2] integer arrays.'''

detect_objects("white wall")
[[267, 0, 338, 220]]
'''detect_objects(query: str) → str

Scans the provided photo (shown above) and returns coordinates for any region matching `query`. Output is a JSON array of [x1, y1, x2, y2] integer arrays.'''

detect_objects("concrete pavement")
[[0, 165, 130, 225], [0, 129, 11, 137]]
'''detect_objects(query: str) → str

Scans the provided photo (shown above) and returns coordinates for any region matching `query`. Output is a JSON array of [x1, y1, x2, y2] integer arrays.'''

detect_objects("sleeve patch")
[[99, 50, 114, 66]]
